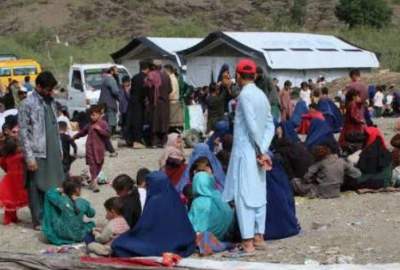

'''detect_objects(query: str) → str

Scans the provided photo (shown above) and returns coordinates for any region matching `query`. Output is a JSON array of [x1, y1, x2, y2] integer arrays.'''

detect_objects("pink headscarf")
[[145, 70, 162, 106], [159, 133, 185, 168]]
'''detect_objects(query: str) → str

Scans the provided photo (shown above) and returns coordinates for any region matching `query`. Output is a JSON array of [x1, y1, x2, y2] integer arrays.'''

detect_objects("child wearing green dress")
[[42, 179, 96, 245]]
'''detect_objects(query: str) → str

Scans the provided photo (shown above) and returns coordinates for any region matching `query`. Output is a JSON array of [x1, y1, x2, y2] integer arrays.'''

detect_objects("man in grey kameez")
[[99, 68, 120, 134], [19, 71, 65, 229]]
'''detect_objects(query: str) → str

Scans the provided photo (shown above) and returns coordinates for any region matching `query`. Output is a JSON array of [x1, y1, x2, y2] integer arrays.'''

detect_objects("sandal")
[[223, 246, 256, 258]]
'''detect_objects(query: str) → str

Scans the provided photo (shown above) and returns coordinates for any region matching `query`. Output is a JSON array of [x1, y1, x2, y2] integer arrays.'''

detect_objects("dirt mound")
[[326, 70, 400, 92]]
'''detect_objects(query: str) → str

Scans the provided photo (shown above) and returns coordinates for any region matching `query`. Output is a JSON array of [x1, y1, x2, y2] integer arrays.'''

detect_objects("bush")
[[335, 0, 393, 28], [291, 0, 307, 26]]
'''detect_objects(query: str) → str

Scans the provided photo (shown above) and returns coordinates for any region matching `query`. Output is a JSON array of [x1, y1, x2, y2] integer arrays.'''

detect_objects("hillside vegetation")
[[1, 0, 400, 83]]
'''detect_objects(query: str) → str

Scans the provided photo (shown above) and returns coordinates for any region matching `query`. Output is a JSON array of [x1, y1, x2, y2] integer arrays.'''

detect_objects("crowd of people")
[[1, 57, 400, 259]]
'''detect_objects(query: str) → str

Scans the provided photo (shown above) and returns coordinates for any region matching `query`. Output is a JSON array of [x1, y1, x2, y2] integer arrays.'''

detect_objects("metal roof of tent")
[[178, 31, 380, 70], [111, 37, 202, 66]]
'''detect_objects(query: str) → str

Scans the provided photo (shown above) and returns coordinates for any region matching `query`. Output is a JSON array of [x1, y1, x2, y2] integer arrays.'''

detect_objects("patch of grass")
[[1, 23, 400, 87], [0, 32, 126, 85], [149, 16, 210, 37], [327, 26, 400, 71]]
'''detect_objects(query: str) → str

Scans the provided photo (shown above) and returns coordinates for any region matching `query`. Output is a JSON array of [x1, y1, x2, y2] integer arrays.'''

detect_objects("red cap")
[[236, 59, 257, 75]]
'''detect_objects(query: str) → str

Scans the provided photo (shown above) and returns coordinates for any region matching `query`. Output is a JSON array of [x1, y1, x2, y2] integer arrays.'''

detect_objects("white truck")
[[66, 63, 130, 116]]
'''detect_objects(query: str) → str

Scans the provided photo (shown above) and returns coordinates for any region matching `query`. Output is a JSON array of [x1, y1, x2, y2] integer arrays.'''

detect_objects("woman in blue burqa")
[[112, 171, 196, 257], [264, 156, 301, 240], [317, 97, 343, 133], [177, 143, 225, 193], [290, 99, 308, 127], [305, 118, 339, 154]]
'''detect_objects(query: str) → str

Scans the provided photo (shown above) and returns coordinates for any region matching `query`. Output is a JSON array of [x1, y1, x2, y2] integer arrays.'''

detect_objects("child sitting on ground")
[[189, 171, 234, 241], [42, 179, 96, 245], [184, 157, 214, 209], [73, 105, 110, 193], [390, 133, 400, 187], [59, 121, 77, 176], [136, 168, 150, 210], [112, 174, 142, 228], [0, 137, 28, 225], [87, 197, 130, 256], [292, 145, 361, 199]]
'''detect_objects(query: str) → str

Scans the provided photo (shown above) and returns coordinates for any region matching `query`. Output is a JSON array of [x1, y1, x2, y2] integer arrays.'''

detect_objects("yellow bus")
[[0, 59, 42, 86]]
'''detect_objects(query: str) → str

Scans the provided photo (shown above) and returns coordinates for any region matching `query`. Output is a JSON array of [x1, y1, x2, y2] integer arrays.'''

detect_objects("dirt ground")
[[0, 118, 399, 265]]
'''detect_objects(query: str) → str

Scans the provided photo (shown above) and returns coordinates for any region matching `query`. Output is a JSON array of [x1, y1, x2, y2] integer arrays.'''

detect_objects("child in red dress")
[[73, 105, 110, 193], [0, 137, 28, 225]]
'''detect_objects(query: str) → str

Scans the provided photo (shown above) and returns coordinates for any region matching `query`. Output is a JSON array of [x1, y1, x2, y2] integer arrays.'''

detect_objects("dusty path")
[[0, 118, 399, 265]]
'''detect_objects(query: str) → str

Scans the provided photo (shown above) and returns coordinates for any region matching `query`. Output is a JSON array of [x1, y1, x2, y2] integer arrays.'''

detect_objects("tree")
[[335, 0, 393, 28], [291, 0, 307, 26]]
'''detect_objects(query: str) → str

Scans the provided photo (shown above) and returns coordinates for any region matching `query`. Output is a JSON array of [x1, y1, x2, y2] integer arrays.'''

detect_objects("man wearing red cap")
[[223, 59, 275, 254]]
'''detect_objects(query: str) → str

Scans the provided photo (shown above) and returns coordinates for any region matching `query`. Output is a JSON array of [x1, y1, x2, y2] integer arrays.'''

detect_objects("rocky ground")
[[0, 118, 399, 266]]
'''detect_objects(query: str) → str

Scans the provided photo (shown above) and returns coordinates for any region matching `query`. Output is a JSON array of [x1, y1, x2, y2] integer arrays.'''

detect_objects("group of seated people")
[[274, 93, 399, 199], [40, 90, 400, 258], [40, 125, 302, 257]]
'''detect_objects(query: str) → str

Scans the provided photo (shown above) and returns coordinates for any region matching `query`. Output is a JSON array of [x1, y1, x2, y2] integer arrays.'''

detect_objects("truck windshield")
[[84, 68, 129, 90]]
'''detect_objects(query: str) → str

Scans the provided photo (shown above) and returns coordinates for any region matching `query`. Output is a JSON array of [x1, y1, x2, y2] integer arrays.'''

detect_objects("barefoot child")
[[74, 105, 110, 192], [42, 179, 96, 245], [87, 197, 130, 256], [0, 137, 28, 225], [112, 174, 142, 228]]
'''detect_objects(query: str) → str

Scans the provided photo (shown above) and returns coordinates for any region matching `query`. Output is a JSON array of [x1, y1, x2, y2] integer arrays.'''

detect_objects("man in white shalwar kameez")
[[223, 59, 275, 254]]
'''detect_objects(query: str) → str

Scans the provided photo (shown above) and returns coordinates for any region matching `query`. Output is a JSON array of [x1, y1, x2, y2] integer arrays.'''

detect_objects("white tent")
[[111, 37, 202, 75], [178, 31, 380, 87]]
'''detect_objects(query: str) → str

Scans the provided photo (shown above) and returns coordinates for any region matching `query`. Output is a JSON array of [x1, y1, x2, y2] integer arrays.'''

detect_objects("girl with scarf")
[[339, 90, 366, 147], [177, 143, 225, 193], [159, 133, 187, 187], [344, 127, 393, 191], [189, 172, 233, 240], [42, 179, 96, 245], [0, 137, 28, 225]]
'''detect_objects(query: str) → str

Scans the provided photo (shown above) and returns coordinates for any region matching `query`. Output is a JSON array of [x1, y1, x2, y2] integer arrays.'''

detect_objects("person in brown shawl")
[[145, 61, 172, 147]]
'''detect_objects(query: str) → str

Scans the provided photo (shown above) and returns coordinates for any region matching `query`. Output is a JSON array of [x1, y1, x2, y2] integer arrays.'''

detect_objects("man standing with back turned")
[[223, 59, 275, 254]]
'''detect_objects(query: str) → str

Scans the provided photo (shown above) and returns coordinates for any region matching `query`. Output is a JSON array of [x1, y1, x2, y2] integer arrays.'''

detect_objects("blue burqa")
[[305, 118, 338, 151], [290, 100, 309, 127], [317, 98, 343, 133], [265, 158, 301, 240], [206, 120, 231, 152], [368, 85, 376, 100], [280, 120, 301, 143], [112, 171, 196, 257], [178, 143, 225, 193]]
